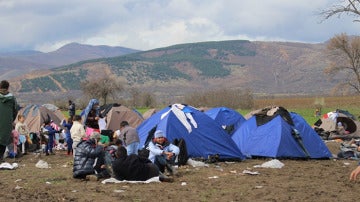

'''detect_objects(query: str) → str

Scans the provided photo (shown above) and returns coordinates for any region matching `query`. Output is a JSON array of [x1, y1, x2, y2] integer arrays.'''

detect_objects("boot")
[[165, 164, 178, 176], [159, 172, 174, 182]]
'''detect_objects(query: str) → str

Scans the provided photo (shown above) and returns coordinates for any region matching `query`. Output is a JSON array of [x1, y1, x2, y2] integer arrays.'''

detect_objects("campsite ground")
[[0, 141, 358, 202]]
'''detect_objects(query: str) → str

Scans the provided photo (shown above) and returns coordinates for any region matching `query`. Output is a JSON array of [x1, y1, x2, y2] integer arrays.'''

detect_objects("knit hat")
[[154, 130, 165, 138]]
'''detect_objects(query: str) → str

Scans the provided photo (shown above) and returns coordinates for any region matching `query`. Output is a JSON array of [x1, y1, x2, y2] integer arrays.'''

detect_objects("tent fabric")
[[102, 104, 144, 131], [16, 104, 63, 133], [142, 108, 158, 120], [137, 104, 245, 160], [204, 107, 246, 135], [319, 110, 357, 133], [232, 111, 332, 159], [42, 103, 66, 122]]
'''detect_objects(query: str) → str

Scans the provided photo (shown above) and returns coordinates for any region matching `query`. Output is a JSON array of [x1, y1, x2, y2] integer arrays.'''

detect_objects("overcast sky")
[[0, 0, 359, 52]]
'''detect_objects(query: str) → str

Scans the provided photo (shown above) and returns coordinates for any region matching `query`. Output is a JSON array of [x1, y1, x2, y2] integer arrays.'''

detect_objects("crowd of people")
[[3, 79, 360, 183], [0, 86, 179, 183]]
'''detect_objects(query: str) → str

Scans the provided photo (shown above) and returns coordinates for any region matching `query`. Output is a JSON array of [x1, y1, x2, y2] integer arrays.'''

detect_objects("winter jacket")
[[73, 139, 104, 178], [0, 91, 17, 146], [148, 140, 180, 163]]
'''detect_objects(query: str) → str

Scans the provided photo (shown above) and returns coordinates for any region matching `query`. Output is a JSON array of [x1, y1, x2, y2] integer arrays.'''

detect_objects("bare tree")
[[320, 0, 360, 22], [81, 75, 125, 105], [325, 33, 360, 93]]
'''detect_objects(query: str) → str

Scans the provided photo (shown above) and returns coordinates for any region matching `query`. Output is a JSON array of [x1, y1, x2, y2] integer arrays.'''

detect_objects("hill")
[[0, 43, 140, 80], [8, 40, 339, 104]]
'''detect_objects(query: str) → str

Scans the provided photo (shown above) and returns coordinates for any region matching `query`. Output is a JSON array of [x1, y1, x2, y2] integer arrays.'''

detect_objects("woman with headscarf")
[[81, 99, 101, 138]]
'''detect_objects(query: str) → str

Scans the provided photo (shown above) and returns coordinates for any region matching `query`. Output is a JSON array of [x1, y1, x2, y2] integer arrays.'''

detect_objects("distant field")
[[63, 96, 360, 126]]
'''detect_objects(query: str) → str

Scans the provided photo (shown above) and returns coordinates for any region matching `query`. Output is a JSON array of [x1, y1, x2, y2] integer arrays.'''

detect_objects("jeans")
[[154, 154, 176, 173], [126, 142, 139, 155], [45, 134, 54, 154]]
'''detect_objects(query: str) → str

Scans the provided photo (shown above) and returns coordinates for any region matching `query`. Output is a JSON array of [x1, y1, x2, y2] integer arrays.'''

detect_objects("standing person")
[[81, 99, 101, 139], [118, 121, 140, 155], [0, 80, 18, 161], [15, 114, 30, 154], [68, 100, 76, 120], [70, 115, 86, 158], [73, 132, 108, 180], [148, 130, 180, 175], [61, 117, 73, 156], [112, 146, 173, 182], [42, 120, 58, 156]]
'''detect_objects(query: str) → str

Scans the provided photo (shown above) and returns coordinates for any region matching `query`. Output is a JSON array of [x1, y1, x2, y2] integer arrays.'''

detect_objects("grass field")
[[64, 96, 360, 126]]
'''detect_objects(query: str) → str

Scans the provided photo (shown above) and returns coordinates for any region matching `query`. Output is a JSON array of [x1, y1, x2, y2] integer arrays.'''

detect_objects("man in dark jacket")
[[68, 100, 76, 120], [112, 146, 173, 182], [0, 80, 17, 161], [73, 133, 107, 180]]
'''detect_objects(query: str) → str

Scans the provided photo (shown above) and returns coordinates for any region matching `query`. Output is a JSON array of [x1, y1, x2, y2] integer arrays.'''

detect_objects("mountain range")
[[0, 40, 339, 104], [0, 43, 140, 80]]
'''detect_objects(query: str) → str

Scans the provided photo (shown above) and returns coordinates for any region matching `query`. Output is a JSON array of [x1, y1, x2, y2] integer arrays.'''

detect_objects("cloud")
[[0, 0, 359, 52]]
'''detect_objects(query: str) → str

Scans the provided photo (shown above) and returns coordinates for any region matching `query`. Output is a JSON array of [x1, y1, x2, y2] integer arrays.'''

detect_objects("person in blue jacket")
[[42, 119, 58, 156], [148, 130, 180, 175], [61, 117, 73, 156]]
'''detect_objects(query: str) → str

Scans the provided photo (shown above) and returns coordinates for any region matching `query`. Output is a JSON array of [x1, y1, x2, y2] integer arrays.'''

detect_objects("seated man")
[[148, 130, 180, 175], [73, 133, 109, 180], [112, 146, 173, 182]]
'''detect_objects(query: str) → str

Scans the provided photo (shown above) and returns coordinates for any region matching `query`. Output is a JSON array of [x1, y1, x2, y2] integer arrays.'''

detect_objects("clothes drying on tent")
[[137, 103, 245, 161], [204, 107, 246, 135], [231, 106, 332, 159], [314, 109, 360, 140]]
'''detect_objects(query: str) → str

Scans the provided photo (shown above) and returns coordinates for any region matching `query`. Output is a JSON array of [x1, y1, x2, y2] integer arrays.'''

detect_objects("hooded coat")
[[0, 90, 17, 146]]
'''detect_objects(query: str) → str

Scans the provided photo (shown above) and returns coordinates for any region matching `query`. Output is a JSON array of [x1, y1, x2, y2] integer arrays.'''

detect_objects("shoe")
[[95, 173, 107, 181], [45, 153, 49, 156], [166, 164, 178, 176], [159, 173, 174, 182]]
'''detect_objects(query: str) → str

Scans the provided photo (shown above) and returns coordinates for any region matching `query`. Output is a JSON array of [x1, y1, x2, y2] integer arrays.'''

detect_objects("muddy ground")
[[0, 141, 359, 202]]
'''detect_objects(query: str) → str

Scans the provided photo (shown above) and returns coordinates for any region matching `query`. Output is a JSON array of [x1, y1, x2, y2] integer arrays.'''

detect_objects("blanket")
[[101, 177, 160, 184]]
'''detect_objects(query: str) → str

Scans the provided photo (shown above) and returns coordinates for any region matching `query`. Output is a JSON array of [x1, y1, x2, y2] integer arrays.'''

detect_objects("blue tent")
[[137, 104, 245, 160], [231, 111, 332, 159], [205, 107, 246, 135]]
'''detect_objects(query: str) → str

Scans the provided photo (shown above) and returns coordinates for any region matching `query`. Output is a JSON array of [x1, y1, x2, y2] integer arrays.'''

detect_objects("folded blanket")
[[101, 177, 160, 184]]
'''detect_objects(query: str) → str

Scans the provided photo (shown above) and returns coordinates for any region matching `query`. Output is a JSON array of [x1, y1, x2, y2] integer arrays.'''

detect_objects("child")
[[61, 118, 73, 156], [70, 115, 86, 158], [42, 120, 57, 155], [15, 114, 30, 154]]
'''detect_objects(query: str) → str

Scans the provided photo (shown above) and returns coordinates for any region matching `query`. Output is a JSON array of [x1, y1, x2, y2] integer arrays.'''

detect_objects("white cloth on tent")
[[185, 112, 197, 129], [160, 104, 197, 133], [327, 112, 338, 122]]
